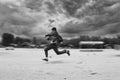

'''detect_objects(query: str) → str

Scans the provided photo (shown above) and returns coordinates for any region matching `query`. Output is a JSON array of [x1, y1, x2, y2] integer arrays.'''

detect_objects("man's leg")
[[43, 44, 53, 61], [53, 44, 70, 56]]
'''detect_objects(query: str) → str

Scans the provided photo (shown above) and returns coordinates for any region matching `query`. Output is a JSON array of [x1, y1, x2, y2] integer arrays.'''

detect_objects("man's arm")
[[45, 31, 56, 37]]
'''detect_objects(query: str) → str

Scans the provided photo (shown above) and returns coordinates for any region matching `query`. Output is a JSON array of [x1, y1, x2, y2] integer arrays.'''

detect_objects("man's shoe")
[[42, 58, 48, 61], [66, 50, 70, 56]]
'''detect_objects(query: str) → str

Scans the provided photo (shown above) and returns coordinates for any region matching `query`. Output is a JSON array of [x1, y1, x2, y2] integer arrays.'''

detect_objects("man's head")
[[51, 27, 57, 31]]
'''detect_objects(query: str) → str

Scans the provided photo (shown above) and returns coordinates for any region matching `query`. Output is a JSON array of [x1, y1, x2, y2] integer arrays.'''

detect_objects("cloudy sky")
[[0, 0, 120, 38]]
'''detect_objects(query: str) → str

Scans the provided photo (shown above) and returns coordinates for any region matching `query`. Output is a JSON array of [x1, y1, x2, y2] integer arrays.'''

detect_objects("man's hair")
[[52, 27, 57, 31]]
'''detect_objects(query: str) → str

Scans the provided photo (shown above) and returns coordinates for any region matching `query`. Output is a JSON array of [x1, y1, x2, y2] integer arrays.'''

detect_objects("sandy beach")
[[0, 48, 120, 80]]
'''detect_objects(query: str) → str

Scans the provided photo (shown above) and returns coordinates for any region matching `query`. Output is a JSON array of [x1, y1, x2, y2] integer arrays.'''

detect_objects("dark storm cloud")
[[1, 0, 120, 38], [24, 0, 42, 11], [0, 3, 36, 25], [59, 0, 88, 17], [89, 23, 120, 36], [23, 0, 120, 37], [7, 14, 36, 25], [0, 3, 37, 37], [60, 20, 91, 34], [44, 1, 57, 15], [59, 0, 120, 37]]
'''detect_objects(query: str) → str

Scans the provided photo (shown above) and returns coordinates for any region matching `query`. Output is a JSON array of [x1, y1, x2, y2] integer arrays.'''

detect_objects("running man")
[[42, 27, 70, 61]]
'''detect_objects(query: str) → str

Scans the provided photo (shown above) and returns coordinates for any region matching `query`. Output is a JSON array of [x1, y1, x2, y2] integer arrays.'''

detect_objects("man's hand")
[[45, 34, 51, 37], [45, 34, 48, 37]]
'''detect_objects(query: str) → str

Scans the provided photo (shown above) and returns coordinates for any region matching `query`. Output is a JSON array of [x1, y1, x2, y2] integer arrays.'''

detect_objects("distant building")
[[79, 41, 104, 49]]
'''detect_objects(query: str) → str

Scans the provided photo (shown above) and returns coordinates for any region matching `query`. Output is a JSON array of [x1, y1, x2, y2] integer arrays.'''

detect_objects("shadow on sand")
[[49, 60, 65, 64], [114, 55, 120, 57]]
